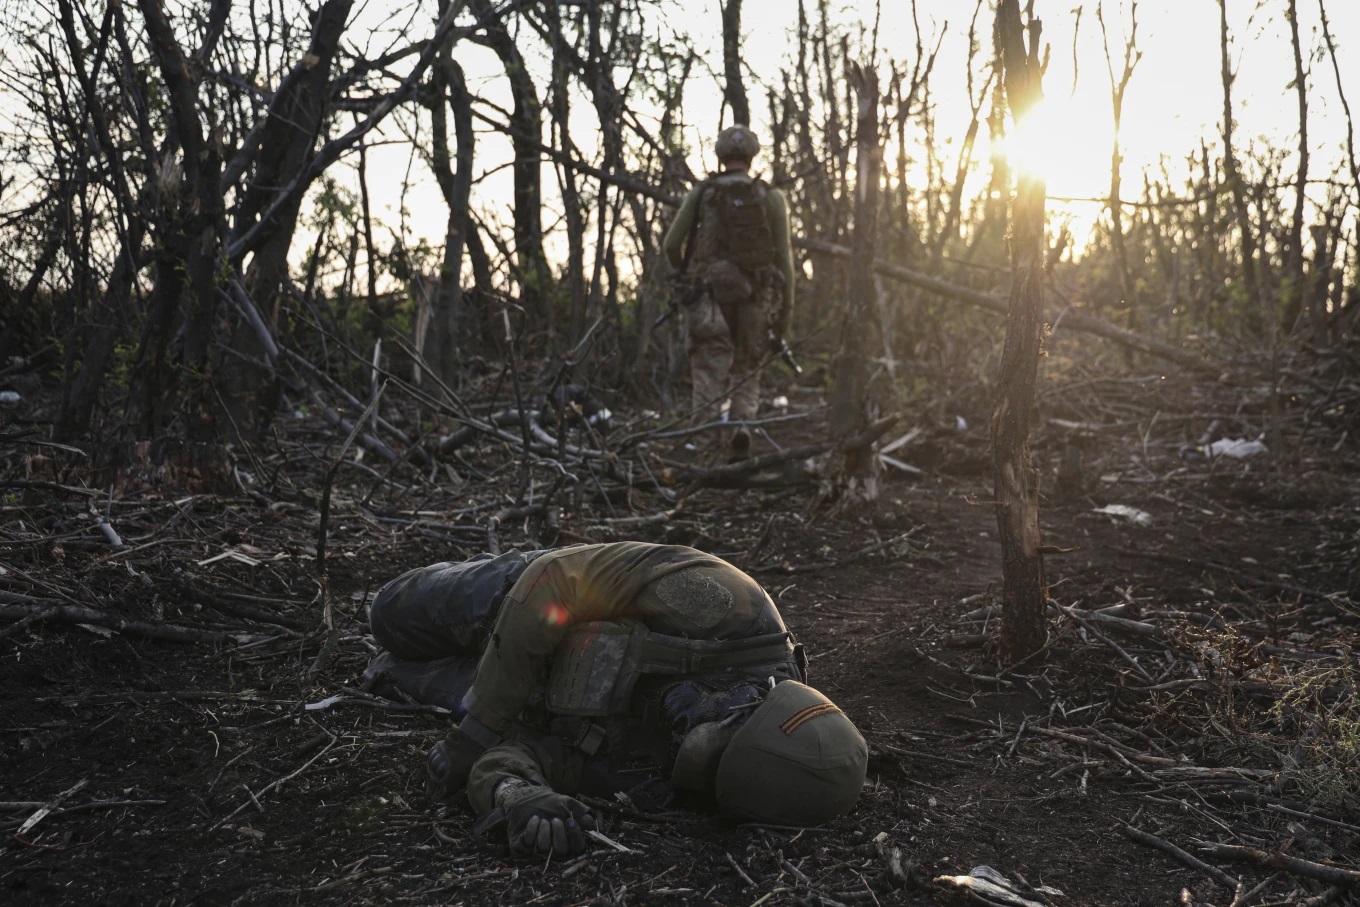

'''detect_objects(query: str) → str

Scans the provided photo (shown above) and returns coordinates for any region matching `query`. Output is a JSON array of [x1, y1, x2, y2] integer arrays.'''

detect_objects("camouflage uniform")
[[368, 542, 866, 852], [663, 128, 795, 429]]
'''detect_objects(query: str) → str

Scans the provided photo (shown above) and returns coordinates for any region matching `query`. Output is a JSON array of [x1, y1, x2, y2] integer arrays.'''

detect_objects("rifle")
[[654, 276, 707, 327], [768, 331, 803, 375], [655, 179, 711, 329]]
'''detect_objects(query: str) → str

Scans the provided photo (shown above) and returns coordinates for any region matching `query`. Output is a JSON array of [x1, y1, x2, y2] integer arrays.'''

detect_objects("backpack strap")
[[678, 178, 712, 278]]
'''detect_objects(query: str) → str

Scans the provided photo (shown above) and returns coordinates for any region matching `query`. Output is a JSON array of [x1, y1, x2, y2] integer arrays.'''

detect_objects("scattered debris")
[[1092, 504, 1152, 525]]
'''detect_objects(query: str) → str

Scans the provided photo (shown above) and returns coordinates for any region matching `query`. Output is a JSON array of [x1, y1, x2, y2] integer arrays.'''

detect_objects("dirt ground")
[[2, 368, 1358, 906]]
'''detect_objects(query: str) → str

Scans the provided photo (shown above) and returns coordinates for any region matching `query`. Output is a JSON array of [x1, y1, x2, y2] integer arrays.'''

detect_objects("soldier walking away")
[[364, 543, 867, 858], [662, 126, 796, 460]]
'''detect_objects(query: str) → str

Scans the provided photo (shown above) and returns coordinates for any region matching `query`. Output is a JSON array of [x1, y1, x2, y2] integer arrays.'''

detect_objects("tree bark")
[[1282, 0, 1309, 327], [427, 4, 475, 388], [468, 0, 550, 325], [51, 0, 149, 441], [992, 0, 1048, 665], [544, 4, 587, 352], [218, 0, 353, 437], [1217, 0, 1261, 310], [1316, 0, 1359, 204], [721, 0, 750, 126], [1098, 2, 1142, 332], [235, 0, 354, 318], [134, 0, 227, 441], [827, 63, 881, 501]]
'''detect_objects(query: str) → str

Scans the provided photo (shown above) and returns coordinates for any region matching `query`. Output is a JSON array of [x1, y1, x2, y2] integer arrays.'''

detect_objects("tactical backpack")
[[692, 175, 776, 299]]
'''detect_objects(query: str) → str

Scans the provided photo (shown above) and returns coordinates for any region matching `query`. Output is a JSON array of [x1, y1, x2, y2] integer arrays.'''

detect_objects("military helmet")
[[714, 681, 867, 825], [715, 125, 761, 161]]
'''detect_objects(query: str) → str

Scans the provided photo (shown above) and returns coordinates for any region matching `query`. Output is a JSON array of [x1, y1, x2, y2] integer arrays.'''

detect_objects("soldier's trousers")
[[364, 549, 547, 716], [685, 290, 769, 425]]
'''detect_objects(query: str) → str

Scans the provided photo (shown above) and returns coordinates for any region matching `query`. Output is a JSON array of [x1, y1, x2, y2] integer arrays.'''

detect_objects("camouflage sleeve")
[[466, 737, 587, 817], [459, 543, 703, 736], [662, 185, 703, 269], [458, 564, 570, 733], [466, 741, 546, 817], [766, 187, 795, 331], [459, 549, 607, 734]]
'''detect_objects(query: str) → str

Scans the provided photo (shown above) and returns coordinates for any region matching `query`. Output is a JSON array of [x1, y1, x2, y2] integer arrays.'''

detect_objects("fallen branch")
[[727, 852, 756, 887], [797, 237, 1215, 372], [1108, 546, 1342, 604], [756, 526, 923, 576], [212, 737, 339, 830], [1122, 825, 1240, 891], [1056, 602, 1155, 681], [34, 690, 295, 706], [1024, 726, 1179, 767], [671, 415, 900, 488], [304, 689, 450, 715], [0, 799, 166, 831], [1195, 842, 1360, 889], [16, 779, 87, 838], [617, 410, 818, 448], [0, 603, 272, 645], [1048, 602, 1164, 639], [0, 605, 60, 640], [0, 480, 100, 497], [310, 383, 385, 678], [872, 741, 974, 768]]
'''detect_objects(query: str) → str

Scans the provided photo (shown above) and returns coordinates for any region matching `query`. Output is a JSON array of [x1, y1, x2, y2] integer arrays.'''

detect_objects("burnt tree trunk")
[[428, 5, 475, 388], [828, 64, 881, 501], [721, 0, 750, 126], [134, 0, 227, 441], [543, 3, 587, 353], [582, 2, 626, 361], [52, 0, 151, 441], [235, 0, 353, 317], [992, 0, 1048, 664], [224, 0, 353, 436], [358, 143, 379, 338], [1098, 3, 1141, 334], [469, 0, 550, 326], [1282, 0, 1309, 328], [1218, 0, 1262, 311]]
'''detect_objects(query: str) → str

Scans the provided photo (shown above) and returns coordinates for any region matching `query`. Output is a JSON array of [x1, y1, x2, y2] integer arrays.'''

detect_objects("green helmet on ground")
[[715, 125, 761, 161], [714, 681, 868, 825]]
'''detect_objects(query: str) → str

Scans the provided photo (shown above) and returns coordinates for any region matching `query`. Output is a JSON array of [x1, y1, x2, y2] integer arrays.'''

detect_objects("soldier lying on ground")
[[365, 542, 868, 858]]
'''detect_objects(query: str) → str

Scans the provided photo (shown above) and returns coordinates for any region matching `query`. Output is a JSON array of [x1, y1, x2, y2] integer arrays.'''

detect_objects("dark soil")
[[3, 373, 1358, 907]]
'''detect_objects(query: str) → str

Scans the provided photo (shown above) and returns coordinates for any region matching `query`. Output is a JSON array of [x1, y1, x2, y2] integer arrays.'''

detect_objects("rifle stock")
[[654, 279, 706, 328]]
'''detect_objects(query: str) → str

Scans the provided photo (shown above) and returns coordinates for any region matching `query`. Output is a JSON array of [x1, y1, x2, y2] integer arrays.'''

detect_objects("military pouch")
[[704, 259, 755, 305], [545, 621, 649, 717]]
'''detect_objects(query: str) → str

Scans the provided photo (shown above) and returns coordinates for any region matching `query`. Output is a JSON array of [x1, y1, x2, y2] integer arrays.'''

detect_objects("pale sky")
[[719, 0, 1359, 234], [363, 0, 1360, 262], [2, 1, 1356, 271]]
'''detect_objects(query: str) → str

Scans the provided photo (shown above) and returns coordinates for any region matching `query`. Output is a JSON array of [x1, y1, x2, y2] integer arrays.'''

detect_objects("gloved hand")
[[425, 725, 486, 801], [476, 778, 597, 858]]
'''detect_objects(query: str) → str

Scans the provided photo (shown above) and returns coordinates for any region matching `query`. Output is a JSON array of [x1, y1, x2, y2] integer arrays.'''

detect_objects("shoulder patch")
[[655, 569, 733, 629]]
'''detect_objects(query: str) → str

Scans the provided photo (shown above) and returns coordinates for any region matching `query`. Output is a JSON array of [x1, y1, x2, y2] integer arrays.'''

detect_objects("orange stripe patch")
[[780, 702, 841, 735]]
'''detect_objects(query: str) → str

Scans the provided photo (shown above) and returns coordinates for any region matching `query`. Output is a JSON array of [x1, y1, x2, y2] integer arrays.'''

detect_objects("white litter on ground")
[[1093, 504, 1152, 526]]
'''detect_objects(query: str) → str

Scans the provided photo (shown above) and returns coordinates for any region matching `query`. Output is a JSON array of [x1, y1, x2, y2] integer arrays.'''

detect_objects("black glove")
[[475, 780, 596, 858], [425, 725, 486, 801]]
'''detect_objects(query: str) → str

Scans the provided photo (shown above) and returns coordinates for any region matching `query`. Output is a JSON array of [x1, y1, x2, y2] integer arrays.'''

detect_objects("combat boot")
[[729, 427, 752, 462], [425, 724, 488, 801], [426, 740, 461, 801]]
